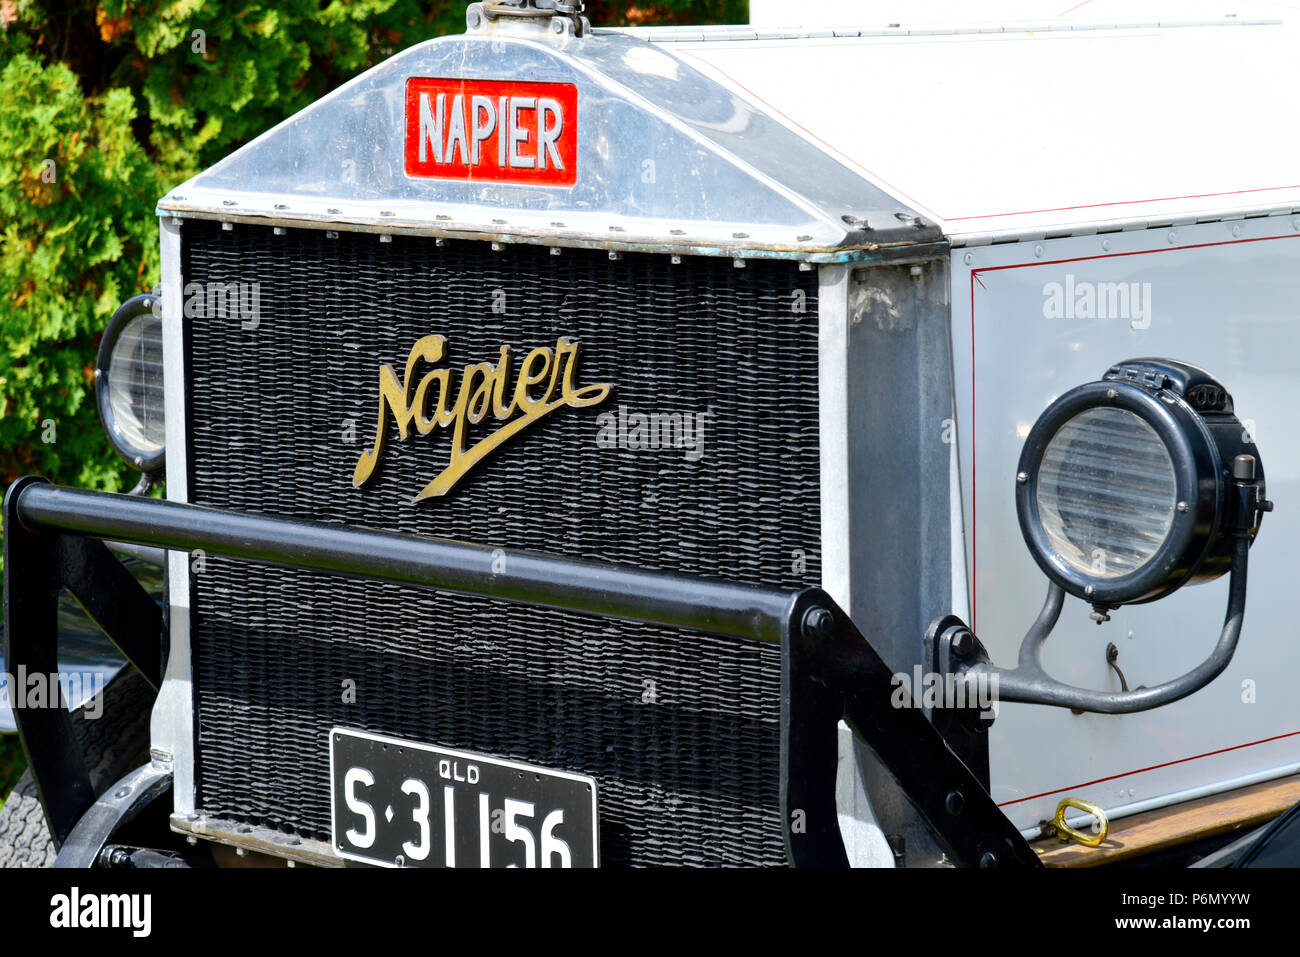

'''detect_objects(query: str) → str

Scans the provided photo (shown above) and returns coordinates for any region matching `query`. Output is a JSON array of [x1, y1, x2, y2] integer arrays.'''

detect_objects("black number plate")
[[329, 728, 599, 868]]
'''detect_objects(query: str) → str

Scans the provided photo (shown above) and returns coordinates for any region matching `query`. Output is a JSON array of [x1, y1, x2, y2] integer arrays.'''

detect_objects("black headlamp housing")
[[95, 292, 166, 474], [1016, 358, 1266, 609]]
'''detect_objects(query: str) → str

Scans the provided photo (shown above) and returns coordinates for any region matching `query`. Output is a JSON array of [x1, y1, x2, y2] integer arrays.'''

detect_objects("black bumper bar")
[[3, 477, 1040, 868]]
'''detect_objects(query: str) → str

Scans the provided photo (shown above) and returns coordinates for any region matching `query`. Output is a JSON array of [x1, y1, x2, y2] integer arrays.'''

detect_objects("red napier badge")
[[404, 78, 578, 186]]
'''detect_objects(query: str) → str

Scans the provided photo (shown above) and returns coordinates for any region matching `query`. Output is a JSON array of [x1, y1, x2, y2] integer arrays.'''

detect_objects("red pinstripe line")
[[999, 731, 1300, 806]]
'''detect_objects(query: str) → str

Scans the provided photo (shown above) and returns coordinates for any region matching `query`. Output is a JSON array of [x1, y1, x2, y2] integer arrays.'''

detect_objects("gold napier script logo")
[[353, 335, 611, 501]]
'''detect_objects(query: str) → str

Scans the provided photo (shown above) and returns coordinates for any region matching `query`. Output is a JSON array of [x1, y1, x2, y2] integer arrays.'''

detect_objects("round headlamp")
[[96, 292, 166, 473], [1016, 359, 1264, 609]]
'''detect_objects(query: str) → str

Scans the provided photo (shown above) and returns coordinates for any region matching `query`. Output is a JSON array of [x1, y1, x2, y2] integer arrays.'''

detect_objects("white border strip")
[[150, 216, 196, 816]]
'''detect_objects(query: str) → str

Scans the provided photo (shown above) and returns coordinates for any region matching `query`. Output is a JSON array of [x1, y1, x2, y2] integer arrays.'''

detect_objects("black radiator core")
[[182, 221, 821, 866]]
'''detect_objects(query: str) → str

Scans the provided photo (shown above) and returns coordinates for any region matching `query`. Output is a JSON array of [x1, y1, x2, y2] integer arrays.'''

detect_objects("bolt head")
[[803, 607, 835, 642]]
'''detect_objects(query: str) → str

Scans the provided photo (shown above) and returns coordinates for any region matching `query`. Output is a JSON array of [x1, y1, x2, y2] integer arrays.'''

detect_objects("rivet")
[[733, 258, 746, 269], [273, 227, 286, 236], [549, 247, 561, 256], [380, 210, 394, 217], [1101, 239, 1111, 251], [1177, 501, 1189, 513], [491, 242, 504, 252], [286, 859, 296, 868], [379, 234, 392, 243], [221, 222, 233, 231], [963, 253, 973, 265], [1293, 217, 1300, 231], [1107, 388, 1118, 400], [798, 262, 813, 271], [1085, 585, 1095, 597], [670, 255, 682, 265], [235, 847, 248, 857], [608, 250, 622, 261], [945, 791, 965, 816], [1034, 245, 1044, 258], [327, 208, 340, 214], [1168, 231, 1178, 244], [979, 852, 998, 868], [1016, 472, 1028, 484], [1232, 224, 1241, 237], [222, 199, 237, 206], [187, 836, 198, 845]]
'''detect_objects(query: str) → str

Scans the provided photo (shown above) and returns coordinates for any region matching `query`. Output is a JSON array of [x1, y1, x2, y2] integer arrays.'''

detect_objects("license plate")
[[329, 728, 598, 868]]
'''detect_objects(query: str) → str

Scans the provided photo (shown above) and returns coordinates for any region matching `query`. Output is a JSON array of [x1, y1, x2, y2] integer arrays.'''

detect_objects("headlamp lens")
[[105, 312, 165, 460], [1035, 407, 1177, 579]]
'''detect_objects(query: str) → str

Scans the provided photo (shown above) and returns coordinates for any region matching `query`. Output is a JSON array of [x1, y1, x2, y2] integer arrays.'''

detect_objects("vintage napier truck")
[[2, 1, 1299, 868]]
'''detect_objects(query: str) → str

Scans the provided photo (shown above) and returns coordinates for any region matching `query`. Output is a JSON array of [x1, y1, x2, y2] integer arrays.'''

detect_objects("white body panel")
[[751, 0, 1300, 27], [651, 16, 1300, 243], [952, 216, 1300, 830]]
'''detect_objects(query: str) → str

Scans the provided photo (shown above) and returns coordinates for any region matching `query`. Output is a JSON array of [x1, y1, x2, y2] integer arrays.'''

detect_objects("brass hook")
[[1052, 797, 1110, 847]]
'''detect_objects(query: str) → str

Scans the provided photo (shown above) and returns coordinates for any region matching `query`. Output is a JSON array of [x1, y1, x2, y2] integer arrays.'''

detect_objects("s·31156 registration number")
[[329, 728, 598, 868]]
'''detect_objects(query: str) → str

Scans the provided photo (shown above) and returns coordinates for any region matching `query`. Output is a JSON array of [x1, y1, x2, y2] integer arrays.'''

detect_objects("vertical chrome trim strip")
[[818, 263, 851, 610], [949, 423, 972, 622], [818, 263, 894, 867], [151, 216, 196, 815]]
